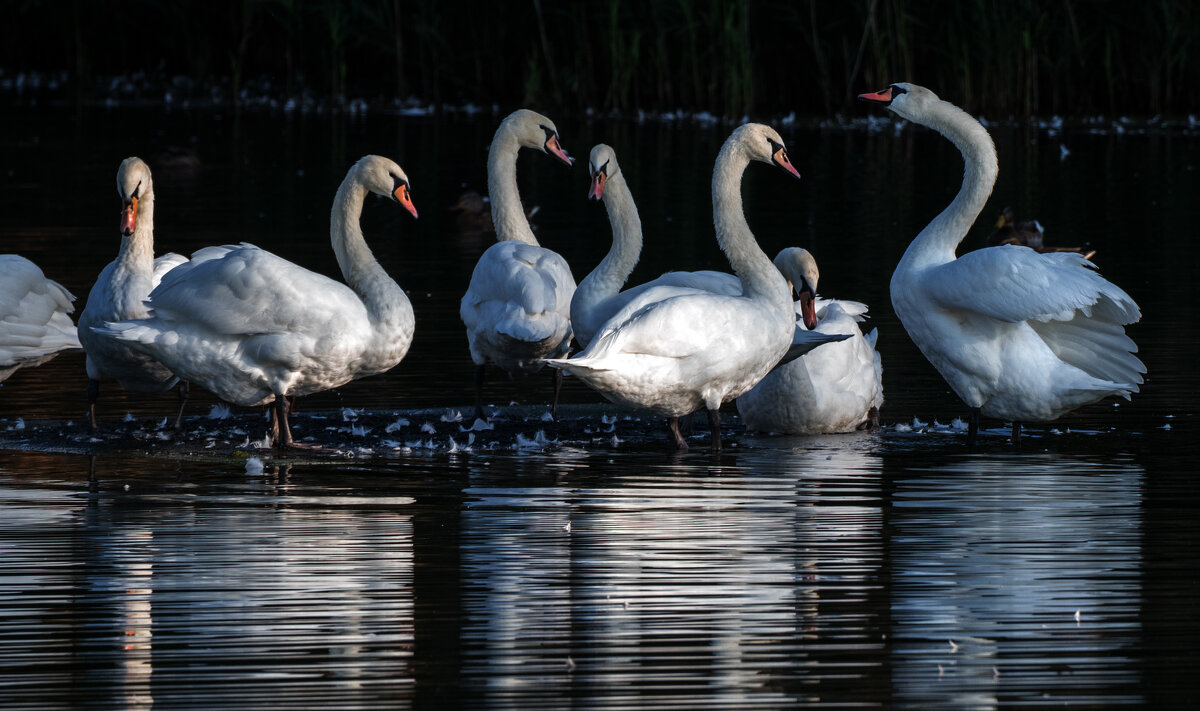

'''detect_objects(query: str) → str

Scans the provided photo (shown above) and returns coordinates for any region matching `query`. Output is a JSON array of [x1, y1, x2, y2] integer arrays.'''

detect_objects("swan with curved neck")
[[460, 109, 576, 421], [0, 255, 81, 381], [99, 155, 419, 448], [860, 82, 1144, 445], [737, 247, 883, 434], [78, 157, 190, 429], [546, 123, 800, 451]]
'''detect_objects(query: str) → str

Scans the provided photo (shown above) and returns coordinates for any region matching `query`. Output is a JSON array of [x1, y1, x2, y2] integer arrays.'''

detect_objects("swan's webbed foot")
[[861, 407, 881, 431], [666, 417, 689, 451], [473, 364, 489, 422]]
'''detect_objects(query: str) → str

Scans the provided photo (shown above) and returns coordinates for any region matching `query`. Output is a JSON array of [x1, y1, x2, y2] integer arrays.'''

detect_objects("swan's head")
[[116, 157, 152, 236], [857, 82, 937, 122], [729, 123, 801, 179], [500, 109, 574, 167], [353, 155, 418, 219], [774, 247, 820, 330], [587, 144, 620, 201]]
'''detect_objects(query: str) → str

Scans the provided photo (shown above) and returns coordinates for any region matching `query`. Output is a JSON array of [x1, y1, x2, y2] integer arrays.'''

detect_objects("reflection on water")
[[2, 444, 1183, 708], [0, 106, 1196, 707]]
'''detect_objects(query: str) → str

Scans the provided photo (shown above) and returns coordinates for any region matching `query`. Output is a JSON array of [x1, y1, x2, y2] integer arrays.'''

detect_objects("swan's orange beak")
[[772, 147, 801, 180], [393, 184, 418, 219], [858, 87, 895, 105], [120, 196, 138, 236], [544, 133, 574, 167], [798, 289, 818, 330], [588, 170, 606, 200]]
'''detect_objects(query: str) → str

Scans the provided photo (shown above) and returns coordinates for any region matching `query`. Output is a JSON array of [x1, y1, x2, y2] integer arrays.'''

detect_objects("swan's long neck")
[[116, 186, 156, 275], [487, 129, 540, 246], [577, 169, 642, 305], [900, 99, 998, 269], [712, 143, 791, 310], [330, 176, 407, 321]]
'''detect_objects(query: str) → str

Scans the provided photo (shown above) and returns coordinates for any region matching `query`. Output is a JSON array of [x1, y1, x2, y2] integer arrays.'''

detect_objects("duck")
[[459, 109, 576, 421], [449, 190, 539, 236], [859, 83, 1144, 445], [0, 255, 81, 382], [77, 157, 190, 429], [573, 143, 843, 361], [986, 206, 1096, 260], [98, 155, 419, 448], [545, 124, 802, 451], [736, 247, 883, 434]]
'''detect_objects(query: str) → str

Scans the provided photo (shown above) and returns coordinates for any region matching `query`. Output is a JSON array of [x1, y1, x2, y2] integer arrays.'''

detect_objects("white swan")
[[545, 124, 802, 450], [460, 109, 576, 420], [859, 83, 1144, 444], [99, 155, 419, 447], [77, 157, 189, 428], [737, 248, 884, 434], [573, 143, 843, 366], [0, 255, 81, 382]]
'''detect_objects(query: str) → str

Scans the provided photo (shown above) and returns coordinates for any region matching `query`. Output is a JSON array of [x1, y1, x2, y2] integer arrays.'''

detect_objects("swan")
[[77, 157, 190, 429], [545, 123, 802, 451], [98, 155, 419, 448], [859, 83, 1144, 445], [0, 255, 81, 382], [573, 143, 844, 364], [736, 247, 884, 434], [460, 109, 576, 421]]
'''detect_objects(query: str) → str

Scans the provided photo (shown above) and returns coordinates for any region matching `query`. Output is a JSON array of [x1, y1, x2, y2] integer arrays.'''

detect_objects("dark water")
[[1, 105, 1197, 708]]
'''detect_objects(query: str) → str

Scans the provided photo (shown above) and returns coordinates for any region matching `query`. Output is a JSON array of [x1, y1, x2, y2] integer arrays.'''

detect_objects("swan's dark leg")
[[708, 408, 722, 452], [966, 407, 981, 450], [473, 364, 487, 421], [171, 381, 190, 431], [87, 379, 100, 430], [1011, 421, 1022, 445], [272, 395, 316, 449], [666, 417, 689, 451], [680, 412, 694, 436], [550, 368, 563, 421], [867, 406, 880, 430]]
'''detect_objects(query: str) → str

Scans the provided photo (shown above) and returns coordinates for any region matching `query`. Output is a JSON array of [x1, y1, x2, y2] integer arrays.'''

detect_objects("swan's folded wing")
[[146, 245, 365, 335], [926, 245, 1140, 325]]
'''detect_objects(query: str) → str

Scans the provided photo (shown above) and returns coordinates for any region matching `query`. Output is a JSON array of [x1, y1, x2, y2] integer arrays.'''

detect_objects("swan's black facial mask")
[[390, 175, 419, 219], [857, 84, 905, 105]]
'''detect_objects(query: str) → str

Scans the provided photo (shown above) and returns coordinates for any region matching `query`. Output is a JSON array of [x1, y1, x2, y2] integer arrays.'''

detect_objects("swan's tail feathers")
[[496, 315, 558, 344], [94, 320, 166, 347], [1029, 310, 1146, 394], [864, 327, 879, 350], [542, 356, 612, 374]]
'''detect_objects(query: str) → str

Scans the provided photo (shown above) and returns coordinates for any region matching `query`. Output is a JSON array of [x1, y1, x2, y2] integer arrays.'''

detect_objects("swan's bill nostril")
[[393, 184, 419, 219], [773, 149, 801, 179], [588, 172, 606, 200], [544, 134, 575, 166], [857, 87, 894, 104], [120, 196, 138, 235]]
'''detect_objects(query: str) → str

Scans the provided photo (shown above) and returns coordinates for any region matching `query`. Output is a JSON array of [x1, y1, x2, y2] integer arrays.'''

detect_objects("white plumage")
[[0, 255, 81, 382], [77, 157, 187, 427], [99, 155, 419, 447], [460, 109, 577, 419], [737, 248, 884, 434], [859, 82, 1144, 441], [546, 124, 803, 450]]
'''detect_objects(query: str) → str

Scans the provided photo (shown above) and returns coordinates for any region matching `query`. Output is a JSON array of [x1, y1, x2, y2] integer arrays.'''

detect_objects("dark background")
[[3, 0, 1197, 118]]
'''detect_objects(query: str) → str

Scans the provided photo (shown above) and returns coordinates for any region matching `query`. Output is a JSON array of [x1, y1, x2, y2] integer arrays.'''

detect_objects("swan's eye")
[[129, 181, 142, 201], [594, 160, 609, 177]]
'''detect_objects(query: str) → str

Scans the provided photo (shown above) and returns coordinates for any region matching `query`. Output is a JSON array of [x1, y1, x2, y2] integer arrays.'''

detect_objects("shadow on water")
[[0, 105, 1197, 707]]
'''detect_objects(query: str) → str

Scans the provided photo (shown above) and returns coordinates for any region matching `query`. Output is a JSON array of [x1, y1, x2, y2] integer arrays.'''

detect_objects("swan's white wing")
[[0, 256, 80, 370], [461, 241, 574, 344], [147, 244, 365, 335], [151, 252, 189, 287], [925, 245, 1140, 325]]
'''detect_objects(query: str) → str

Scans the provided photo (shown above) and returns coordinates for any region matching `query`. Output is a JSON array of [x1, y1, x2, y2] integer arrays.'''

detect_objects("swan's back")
[[0, 255, 80, 380]]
